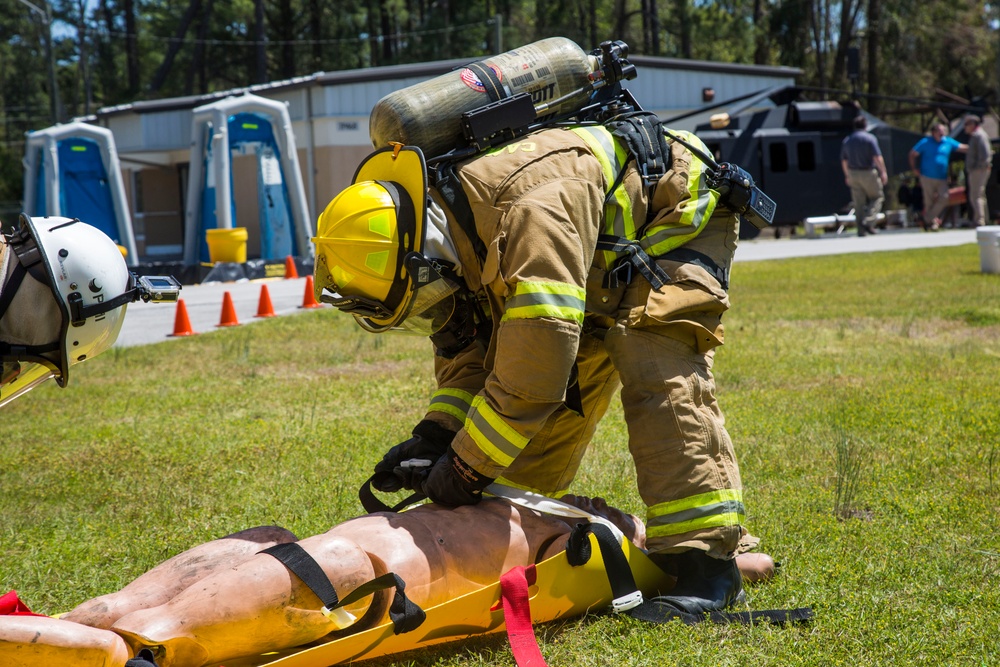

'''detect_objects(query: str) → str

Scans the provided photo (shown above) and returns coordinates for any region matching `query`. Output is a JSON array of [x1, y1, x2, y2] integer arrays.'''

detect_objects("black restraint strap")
[[261, 542, 341, 611], [359, 474, 427, 514], [628, 601, 815, 626], [337, 572, 426, 634], [566, 522, 642, 612], [260, 541, 426, 635], [564, 521, 815, 626]]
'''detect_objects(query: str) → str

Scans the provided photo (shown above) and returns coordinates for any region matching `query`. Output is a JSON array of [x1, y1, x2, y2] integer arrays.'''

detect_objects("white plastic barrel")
[[976, 225, 1000, 274]]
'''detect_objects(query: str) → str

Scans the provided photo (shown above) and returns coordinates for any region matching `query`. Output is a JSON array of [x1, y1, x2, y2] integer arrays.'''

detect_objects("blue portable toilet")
[[22, 122, 138, 266], [183, 94, 312, 266]]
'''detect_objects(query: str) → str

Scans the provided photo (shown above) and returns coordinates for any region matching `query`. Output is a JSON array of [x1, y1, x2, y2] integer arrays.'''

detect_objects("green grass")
[[3, 244, 1000, 666]]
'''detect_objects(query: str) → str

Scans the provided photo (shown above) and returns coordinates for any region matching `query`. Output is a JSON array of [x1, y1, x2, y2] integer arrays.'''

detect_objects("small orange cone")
[[170, 299, 197, 337], [256, 284, 277, 318], [301, 275, 323, 309], [217, 291, 240, 327], [284, 256, 299, 279]]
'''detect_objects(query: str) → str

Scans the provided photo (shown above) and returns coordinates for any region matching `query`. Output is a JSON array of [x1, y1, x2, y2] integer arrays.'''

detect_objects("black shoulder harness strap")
[[567, 521, 815, 626], [432, 162, 488, 264], [260, 542, 426, 635], [603, 111, 672, 193]]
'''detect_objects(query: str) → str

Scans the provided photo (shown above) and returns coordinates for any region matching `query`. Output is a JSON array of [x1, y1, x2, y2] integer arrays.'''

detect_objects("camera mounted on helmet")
[[1, 215, 181, 407]]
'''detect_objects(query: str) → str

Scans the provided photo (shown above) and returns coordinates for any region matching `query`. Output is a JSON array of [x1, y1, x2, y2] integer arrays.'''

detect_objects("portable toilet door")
[[22, 122, 138, 266], [183, 94, 312, 267], [229, 111, 296, 260]]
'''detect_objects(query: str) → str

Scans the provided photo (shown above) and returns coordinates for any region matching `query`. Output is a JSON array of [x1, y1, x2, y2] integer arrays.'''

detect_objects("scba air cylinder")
[[369, 37, 598, 158]]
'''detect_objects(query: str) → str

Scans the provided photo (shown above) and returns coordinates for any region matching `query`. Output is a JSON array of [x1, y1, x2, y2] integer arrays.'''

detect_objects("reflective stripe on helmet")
[[464, 395, 530, 469], [501, 281, 585, 324], [645, 489, 745, 539]]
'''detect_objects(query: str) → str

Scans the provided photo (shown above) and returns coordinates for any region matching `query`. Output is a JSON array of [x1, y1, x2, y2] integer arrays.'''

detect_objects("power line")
[[93, 19, 492, 48]]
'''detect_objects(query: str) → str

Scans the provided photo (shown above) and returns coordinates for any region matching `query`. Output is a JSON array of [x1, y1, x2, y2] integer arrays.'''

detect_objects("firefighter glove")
[[372, 420, 457, 493], [414, 447, 495, 507]]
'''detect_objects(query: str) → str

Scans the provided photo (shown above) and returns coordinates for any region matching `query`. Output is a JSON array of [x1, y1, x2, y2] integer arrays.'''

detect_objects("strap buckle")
[[320, 605, 357, 630], [612, 590, 644, 613]]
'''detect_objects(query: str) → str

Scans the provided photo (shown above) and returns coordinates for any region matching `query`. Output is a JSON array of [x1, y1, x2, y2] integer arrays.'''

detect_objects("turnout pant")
[[500, 212, 745, 559]]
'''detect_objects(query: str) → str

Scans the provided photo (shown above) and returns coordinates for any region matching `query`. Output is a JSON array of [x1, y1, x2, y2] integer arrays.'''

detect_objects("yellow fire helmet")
[[313, 144, 459, 334]]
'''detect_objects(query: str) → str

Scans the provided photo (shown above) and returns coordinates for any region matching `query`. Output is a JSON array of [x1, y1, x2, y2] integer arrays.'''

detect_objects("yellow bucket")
[[205, 227, 248, 263]]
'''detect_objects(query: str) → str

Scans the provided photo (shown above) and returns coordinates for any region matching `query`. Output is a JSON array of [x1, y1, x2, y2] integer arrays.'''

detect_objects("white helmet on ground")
[[1, 215, 132, 407]]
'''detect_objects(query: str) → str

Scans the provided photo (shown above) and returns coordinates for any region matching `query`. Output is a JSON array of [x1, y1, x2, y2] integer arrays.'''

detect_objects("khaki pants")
[[848, 168, 884, 229], [500, 212, 745, 559], [919, 175, 950, 223], [968, 167, 991, 226]]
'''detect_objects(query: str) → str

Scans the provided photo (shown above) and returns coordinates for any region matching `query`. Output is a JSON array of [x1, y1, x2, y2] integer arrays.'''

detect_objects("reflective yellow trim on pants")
[[429, 388, 476, 423], [502, 281, 586, 324], [645, 489, 745, 538], [464, 395, 530, 469]]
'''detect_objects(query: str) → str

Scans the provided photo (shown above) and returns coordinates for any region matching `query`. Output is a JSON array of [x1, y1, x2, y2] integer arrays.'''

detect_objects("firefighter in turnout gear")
[[314, 120, 747, 615]]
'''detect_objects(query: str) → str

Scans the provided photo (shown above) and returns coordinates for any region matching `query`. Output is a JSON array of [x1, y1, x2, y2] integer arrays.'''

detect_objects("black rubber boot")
[[649, 549, 744, 615]]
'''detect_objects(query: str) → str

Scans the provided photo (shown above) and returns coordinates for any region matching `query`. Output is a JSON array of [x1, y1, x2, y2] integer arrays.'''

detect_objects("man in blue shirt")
[[841, 116, 888, 236], [909, 123, 967, 231]]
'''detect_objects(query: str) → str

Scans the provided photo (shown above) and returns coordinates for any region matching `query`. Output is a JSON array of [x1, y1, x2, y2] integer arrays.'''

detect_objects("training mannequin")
[[1, 495, 773, 667]]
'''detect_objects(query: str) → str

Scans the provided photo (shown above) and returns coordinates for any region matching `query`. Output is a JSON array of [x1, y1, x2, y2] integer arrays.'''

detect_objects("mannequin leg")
[[0, 615, 129, 667], [64, 526, 297, 630], [111, 533, 377, 667]]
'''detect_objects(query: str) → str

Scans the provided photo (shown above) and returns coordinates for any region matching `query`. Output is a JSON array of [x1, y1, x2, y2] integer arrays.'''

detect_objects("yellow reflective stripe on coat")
[[502, 281, 585, 324], [645, 489, 745, 538], [641, 130, 719, 257], [570, 126, 635, 267], [464, 395, 530, 468], [429, 388, 476, 423]]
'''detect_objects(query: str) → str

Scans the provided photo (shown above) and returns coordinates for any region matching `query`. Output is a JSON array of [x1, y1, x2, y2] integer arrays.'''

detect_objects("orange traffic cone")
[[301, 275, 322, 309], [256, 284, 277, 318], [170, 299, 197, 337], [284, 256, 299, 279], [217, 291, 240, 327]]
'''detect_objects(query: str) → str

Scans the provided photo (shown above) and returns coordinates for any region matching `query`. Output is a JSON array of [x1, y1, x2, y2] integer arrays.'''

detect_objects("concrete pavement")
[[114, 227, 982, 348], [116, 276, 329, 348]]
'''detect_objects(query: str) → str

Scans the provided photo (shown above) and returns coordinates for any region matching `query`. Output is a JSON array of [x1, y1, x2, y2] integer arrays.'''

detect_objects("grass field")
[[2, 242, 999, 666]]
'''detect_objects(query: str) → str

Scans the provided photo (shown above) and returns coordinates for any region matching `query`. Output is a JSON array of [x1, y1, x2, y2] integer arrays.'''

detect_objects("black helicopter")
[[666, 84, 994, 238]]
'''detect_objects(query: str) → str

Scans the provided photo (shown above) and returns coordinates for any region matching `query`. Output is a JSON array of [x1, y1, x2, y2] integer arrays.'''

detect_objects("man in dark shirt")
[[841, 115, 889, 236], [840, 114, 889, 236]]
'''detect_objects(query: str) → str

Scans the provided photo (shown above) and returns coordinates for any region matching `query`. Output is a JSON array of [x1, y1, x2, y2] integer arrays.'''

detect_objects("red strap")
[[499, 566, 548, 667], [0, 590, 47, 617]]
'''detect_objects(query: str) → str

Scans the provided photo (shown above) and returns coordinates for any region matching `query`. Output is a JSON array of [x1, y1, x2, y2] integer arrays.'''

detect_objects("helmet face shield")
[[393, 273, 460, 336], [0, 360, 56, 408], [352, 252, 460, 335]]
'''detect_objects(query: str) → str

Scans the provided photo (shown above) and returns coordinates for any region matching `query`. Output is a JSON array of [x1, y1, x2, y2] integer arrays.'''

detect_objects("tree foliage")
[[1, 0, 999, 203]]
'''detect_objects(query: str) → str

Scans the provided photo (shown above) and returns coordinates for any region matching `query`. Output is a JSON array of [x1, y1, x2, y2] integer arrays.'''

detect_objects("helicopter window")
[[769, 143, 789, 172], [797, 141, 817, 171]]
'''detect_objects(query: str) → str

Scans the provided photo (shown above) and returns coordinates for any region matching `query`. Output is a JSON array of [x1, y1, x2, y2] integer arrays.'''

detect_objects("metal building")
[[89, 51, 800, 264]]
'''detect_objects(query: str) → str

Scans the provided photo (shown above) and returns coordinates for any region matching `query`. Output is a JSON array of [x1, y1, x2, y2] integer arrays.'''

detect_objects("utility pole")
[[17, 0, 62, 124]]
